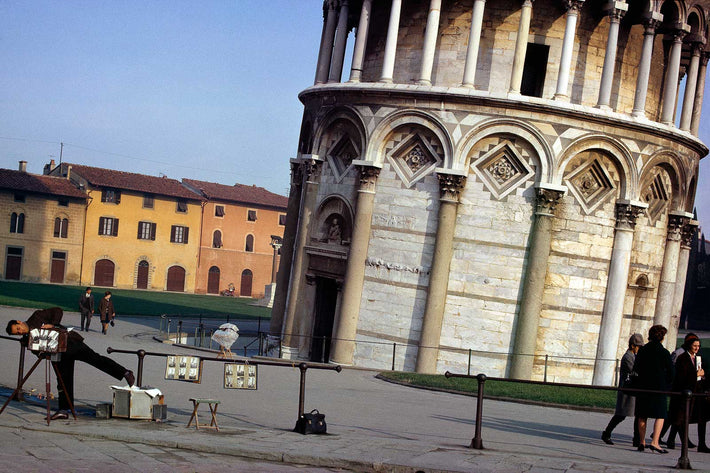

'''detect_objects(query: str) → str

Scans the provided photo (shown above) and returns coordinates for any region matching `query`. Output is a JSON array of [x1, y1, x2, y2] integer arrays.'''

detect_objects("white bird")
[[211, 323, 239, 359]]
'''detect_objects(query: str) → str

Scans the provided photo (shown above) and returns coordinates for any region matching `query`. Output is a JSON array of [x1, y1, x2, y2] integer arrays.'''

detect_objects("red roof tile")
[[64, 163, 202, 201], [0, 168, 88, 199], [183, 179, 287, 209]]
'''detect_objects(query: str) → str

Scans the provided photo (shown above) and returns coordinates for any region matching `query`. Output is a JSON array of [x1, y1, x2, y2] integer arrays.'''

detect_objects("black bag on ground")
[[294, 409, 327, 434]]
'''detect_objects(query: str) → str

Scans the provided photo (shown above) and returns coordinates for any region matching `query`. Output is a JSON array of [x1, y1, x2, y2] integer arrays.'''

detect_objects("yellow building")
[[46, 161, 203, 292], [1, 162, 88, 284]]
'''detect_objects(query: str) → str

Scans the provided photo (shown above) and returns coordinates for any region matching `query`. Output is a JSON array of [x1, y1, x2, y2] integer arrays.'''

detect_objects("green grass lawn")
[[0, 281, 271, 319], [379, 371, 617, 410]]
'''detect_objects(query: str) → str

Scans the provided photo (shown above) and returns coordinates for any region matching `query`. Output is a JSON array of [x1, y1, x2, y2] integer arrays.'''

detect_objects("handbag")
[[294, 409, 327, 435]]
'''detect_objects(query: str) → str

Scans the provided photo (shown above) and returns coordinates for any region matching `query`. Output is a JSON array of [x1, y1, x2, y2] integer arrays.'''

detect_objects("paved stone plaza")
[[0, 307, 709, 472]]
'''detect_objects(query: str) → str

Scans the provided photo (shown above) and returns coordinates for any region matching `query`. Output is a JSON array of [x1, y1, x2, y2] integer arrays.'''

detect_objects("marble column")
[[281, 157, 323, 353], [680, 42, 702, 131], [328, 0, 350, 83], [315, 0, 340, 85], [509, 0, 534, 94], [269, 160, 305, 336], [554, 1, 584, 101], [462, 0, 486, 88], [691, 52, 709, 135], [632, 16, 661, 118], [330, 163, 381, 365], [660, 29, 687, 124], [667, 218, 698, 346], [415, 171, 467, 374], [380, 0, 402, 83], [596, 3, 627, 110], [592, 201, 646, 386], [270, 238, 282, 284], [509, 185, 566, 380], [654, 212, 690, 346], [348, 0, 372, 83], [418, 0, 442, 85]]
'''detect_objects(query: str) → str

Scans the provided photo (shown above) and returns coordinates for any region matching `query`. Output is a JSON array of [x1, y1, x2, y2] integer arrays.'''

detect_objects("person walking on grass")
[[99, 291, 115, 335]]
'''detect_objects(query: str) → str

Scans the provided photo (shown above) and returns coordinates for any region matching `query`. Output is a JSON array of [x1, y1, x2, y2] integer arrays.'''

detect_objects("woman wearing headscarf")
[[666, 334, 709, 451], [634, 325, 674, 453]]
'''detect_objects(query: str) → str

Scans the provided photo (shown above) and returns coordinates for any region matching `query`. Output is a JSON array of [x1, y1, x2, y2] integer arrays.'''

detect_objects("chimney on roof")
[[18, 161, 27, 173], [66, 165, 72, 180]]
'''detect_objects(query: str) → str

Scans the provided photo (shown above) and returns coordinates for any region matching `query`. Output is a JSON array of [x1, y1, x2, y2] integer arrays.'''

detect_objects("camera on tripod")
[[28, 328, 67, 360]]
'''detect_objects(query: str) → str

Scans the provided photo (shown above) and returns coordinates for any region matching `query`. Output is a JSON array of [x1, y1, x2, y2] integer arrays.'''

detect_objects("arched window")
[[136, 260, 149, 289], [10, 212, 25, 234], [245, 234, 254, 252], [207, 266, 220, 294], [54, 217, 69, 238], [212, 230, 223, 248]]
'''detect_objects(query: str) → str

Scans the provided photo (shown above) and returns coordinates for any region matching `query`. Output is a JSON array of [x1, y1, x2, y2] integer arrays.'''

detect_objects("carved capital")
[[535, 187, 564, 216], [667, 213, 689, 242], [437, 173, 467, 203], [614, 203, 645, 231], [522, 0, 534, 7], [303, 158, 324, 183], [680, 220, 699, 248], [290, 161, 304, 188], [607, 7, 625, 23], [357, 165, 380, 192], [643, 18, 660, 35], [702, 51, 710, 67], [669, 29, 688, 44], [563, 0, 584, 14]]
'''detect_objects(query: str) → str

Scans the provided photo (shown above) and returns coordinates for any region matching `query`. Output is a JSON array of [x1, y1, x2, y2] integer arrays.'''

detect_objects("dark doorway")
[[5, 247, 23, 280], [240, 269, 253, 296], [94, 259, 115, 286], [50, 251, 66, 283], [207, 266, 220, 294], [136, 260, 149, 289], [310, 277, 338, 363], [521, 43, 549, 98], [166, 265, 185, 292]]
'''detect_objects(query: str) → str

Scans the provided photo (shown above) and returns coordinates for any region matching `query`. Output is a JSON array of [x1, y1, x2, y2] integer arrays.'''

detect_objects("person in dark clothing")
[[99, 291, 115, 335], [666, 335, 709, 451], [6, 307, 134, 420], [602, 333, 644, 446], [634, 324, 674, 454], [78, 287, 94, 332]]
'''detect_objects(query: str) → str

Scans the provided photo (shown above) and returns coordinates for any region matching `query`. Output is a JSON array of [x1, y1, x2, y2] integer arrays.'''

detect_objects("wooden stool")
[[187, 398, 220, 431]]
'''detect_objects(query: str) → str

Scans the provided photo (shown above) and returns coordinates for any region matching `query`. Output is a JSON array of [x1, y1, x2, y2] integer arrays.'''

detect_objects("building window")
[[278, 214, 286, 226], [245, 234, 254, 252], [521, 43, 549, 98], [10, 212, 25, 234], [143, 194, 154, 209], [57, 199, 69, 207], [53, 217, 69, 238], [98, 217, 119, 236], [170, 225, 189, 244], [14, 193, 26, 203], [101, 188, 121, 204], [137, 221, 156, 240], [215, 205, 225, 217], [212, 230, 223, 248], [247, 209, 257, 221], [176, 200, 188, 213]]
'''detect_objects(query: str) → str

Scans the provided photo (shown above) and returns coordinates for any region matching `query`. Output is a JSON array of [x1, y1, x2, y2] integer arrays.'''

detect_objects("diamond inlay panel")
[[566, 158, 616, 215], [471, 141, 534, 199], [387, 133, 441, 187], [327, 136, 359, 182], [643, 169, 671, 226]]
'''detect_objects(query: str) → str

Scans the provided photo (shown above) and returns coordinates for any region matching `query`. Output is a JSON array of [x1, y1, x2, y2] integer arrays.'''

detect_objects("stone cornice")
[[299, 84, 708, 157]]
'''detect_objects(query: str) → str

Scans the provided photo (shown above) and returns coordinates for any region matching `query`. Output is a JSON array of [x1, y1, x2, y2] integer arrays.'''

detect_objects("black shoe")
[[638, 444, 645, 452], [601, 432, 614, 445], [50, 411, 69, 420], [666, 441, 675, 450], [688, 440, 697, 449], [697, 445, 710, 453], [633, 439, 640, 447], [124, 370, 135, 387], [648, 445, 668, 454]]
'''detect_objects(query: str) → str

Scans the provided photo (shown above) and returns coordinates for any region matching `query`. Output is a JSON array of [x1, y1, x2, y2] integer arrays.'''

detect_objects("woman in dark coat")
[[634, 324, 674, 453], [667, 335, 708, 451]]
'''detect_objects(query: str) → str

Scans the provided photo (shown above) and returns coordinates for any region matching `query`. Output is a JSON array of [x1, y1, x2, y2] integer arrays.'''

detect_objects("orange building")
[[182, 179, 287, 297]]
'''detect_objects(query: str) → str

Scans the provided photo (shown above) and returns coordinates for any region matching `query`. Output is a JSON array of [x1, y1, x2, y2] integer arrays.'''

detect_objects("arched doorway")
[[207, 266, 220, 294], [136, 260, 149, 289], [94, 259, 115, 287], [240, 269, 253, 297], [166, 265, 185, 292]]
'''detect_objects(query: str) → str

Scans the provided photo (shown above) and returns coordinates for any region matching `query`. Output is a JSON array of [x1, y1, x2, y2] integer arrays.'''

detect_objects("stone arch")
[[687, 173, 698, 214], [313, 194, 354, 244], [687, 7, 706, 39], [660, 0, 686, 25], [557, 134, 637, 200], [312, 107, 368, 182], [456, 118, 553, 184], [638, 150, 686, 211], [298, 113, 314, 155], [366, 109, 453, 170]]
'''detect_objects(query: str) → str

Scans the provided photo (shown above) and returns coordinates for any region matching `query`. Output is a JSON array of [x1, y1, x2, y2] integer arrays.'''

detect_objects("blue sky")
[[1, 0, 709, 236]]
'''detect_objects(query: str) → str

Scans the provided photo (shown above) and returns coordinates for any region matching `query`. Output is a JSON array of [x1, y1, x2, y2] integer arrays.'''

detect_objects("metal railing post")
[[297, 362, 307, 417], [471, 374, 486, 449], [136, 349, 146, 388], [392, 343, 396, 371], [177, 320, 183, 344], [544, 354, 548, 383], [467, 349, 472, 376], [614, 358, 620, 386]]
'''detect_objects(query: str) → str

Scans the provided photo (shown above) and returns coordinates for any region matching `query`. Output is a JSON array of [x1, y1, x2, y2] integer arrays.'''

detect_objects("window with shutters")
[[279, 214, 286, 226], [137, 221, 156, 240], [10, 212, 25, 234], [143, 194, 154, 209], [98, 217, 119, 236], [215, 205, 225, 217], [101, 189, 121, 204], [53, 217, 69, 238], [176, 199, 188, 213], [170, 225, 189, 244], [247, 209, 257, 221], [212, 230, 223, 248]]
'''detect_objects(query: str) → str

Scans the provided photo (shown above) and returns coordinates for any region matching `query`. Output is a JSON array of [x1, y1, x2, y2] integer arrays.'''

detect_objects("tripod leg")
[[0, 356, 44, 416], [45, 358, 51, 425], [51, 362, 76, 420]]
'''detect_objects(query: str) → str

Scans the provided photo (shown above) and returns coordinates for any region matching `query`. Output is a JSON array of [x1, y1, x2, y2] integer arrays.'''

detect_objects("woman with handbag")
[[99, 291, 115, 335], [601, 333, 644, 446]]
